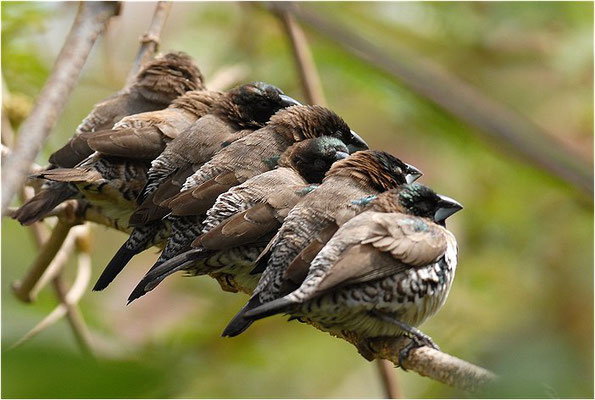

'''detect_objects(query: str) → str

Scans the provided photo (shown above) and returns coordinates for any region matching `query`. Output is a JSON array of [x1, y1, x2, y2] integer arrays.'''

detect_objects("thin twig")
[[11, 218, 78, 303], [376, 359, 401, 398], [273, 7, 326, 106], [270, 2, 593, 196], [125, 1, 173, 85], [1, 2, 120, 215], [206, 64, 251, 92], [9, 251, 92, 351], [52, 263, 94, 357]]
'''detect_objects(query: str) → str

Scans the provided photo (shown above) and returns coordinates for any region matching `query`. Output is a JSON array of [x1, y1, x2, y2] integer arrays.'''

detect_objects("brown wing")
[[129, 166, 196, 226], [283, 222, 339, 286], [48, 131, 97, 168], [87, 127, 165, 159], [152, 165, 196, 204], [310, 213, 449, 297], [37, 167, 102, 183], [168, 172, 240, 216], [195, 203, 281, 250]]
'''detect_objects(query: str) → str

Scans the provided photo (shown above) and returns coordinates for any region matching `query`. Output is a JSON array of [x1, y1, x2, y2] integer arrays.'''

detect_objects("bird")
[[141, 105, 369, 285], [17, 86, 221, 230], [50, 51, 204, 168], [93, 82, 302, 291], [129, 81, 302, 226], [127, 136, 351, 302], [238, 183, 462, 364], [12, 52, 204, 226], [221, 150, 422, 337]]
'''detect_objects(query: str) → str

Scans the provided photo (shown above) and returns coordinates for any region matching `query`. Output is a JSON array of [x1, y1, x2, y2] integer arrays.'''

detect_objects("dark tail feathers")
[[221, 296, 263, 337], [127, 248, 212, 303], [243, 297, 295, 321], [93, 244, 137, 291], [12, 184, 77, 225]]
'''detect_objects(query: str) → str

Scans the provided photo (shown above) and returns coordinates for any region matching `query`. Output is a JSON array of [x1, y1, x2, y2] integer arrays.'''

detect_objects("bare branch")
[[272, 7, 326, 106], [1, 2, 121, 215], [125, 1, 173, 85], [369, 337, 497, 392], [11, 217, 79, 303], [8, 251, 92, 351], [51, 255, 94, 357], [376, 359, 401, 398], [270, 2, 593, 196]]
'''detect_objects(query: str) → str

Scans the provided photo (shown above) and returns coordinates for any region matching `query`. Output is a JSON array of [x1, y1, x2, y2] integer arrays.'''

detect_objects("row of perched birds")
[[14, 52, 462, 359]]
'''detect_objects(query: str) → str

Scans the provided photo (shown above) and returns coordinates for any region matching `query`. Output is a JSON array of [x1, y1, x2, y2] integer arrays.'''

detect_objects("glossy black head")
[[289, 137, 350, 183], [396, 183, 463, 225], [228, 82, 300, 127]]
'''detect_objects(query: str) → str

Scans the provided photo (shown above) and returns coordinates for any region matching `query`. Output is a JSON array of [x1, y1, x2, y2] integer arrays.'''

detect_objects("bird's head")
[[325, 150, 422, 191], [268, 105, 368, 153], [375, 183, 463, 225], [224, 82, 301, 128], [280, 136, 350, 183], [134, 52, 205, 102]]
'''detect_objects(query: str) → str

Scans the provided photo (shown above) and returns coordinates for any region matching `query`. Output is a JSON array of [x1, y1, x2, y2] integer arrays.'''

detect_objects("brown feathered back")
[[170, 90, 223, 116], [267, 105, 350, 142], [133, 52, 204, 103], [324, 150, 408, 192]]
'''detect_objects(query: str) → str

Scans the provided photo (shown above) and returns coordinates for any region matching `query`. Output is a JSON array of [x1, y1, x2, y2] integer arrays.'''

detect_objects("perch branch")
[[270, 2, 593, 196], [368, 336, 497, 392], [1, 2, 120, 215], [125, 1, 173, 85], [273, 7, 327, 105], [376, 358, 402, 398]]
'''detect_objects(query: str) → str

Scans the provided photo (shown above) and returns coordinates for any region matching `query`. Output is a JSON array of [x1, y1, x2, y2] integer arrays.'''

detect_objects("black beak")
[[280, 94, 302, 108], [404, 163, 423, 184], [335, 151, 350, 161], [434, 194, 463, 223], [347, 130, 369, 153]]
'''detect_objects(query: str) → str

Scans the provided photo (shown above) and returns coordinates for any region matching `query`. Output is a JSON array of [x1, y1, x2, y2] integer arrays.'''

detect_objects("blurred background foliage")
[[2, 2, 593, 398]]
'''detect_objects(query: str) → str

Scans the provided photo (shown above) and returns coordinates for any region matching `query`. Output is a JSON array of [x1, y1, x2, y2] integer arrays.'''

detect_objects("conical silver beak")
[[434, 194, 463, 223], [405, 163, 423, 184]]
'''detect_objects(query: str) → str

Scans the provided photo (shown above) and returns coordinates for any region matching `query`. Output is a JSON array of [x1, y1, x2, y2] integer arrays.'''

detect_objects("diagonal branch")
[[11, 218, 79, 303], [125, 1, 173, 85], [1, 1, 121, 215], [273, 7, 327, 106], [8, 250, 92, 352]]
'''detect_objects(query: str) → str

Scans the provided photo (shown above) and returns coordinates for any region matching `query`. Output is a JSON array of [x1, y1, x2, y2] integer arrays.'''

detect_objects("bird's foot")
[[371, 310, 440, 370]]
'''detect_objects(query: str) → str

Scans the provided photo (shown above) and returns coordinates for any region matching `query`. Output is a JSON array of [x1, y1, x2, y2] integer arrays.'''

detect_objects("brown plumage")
[[129, 82, 301, 226], [222, 150, 422, 337], [36, 155, 151, 227], [165, 105, 367, 217], [49, 52, 204, 168], [13, 52, 203, 226], [239, 184, 462, 357], [134, 106, 366, 290], [85, 89, 223, 160], [93, 83, 301, 291], [127, 137, 350, 301]]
